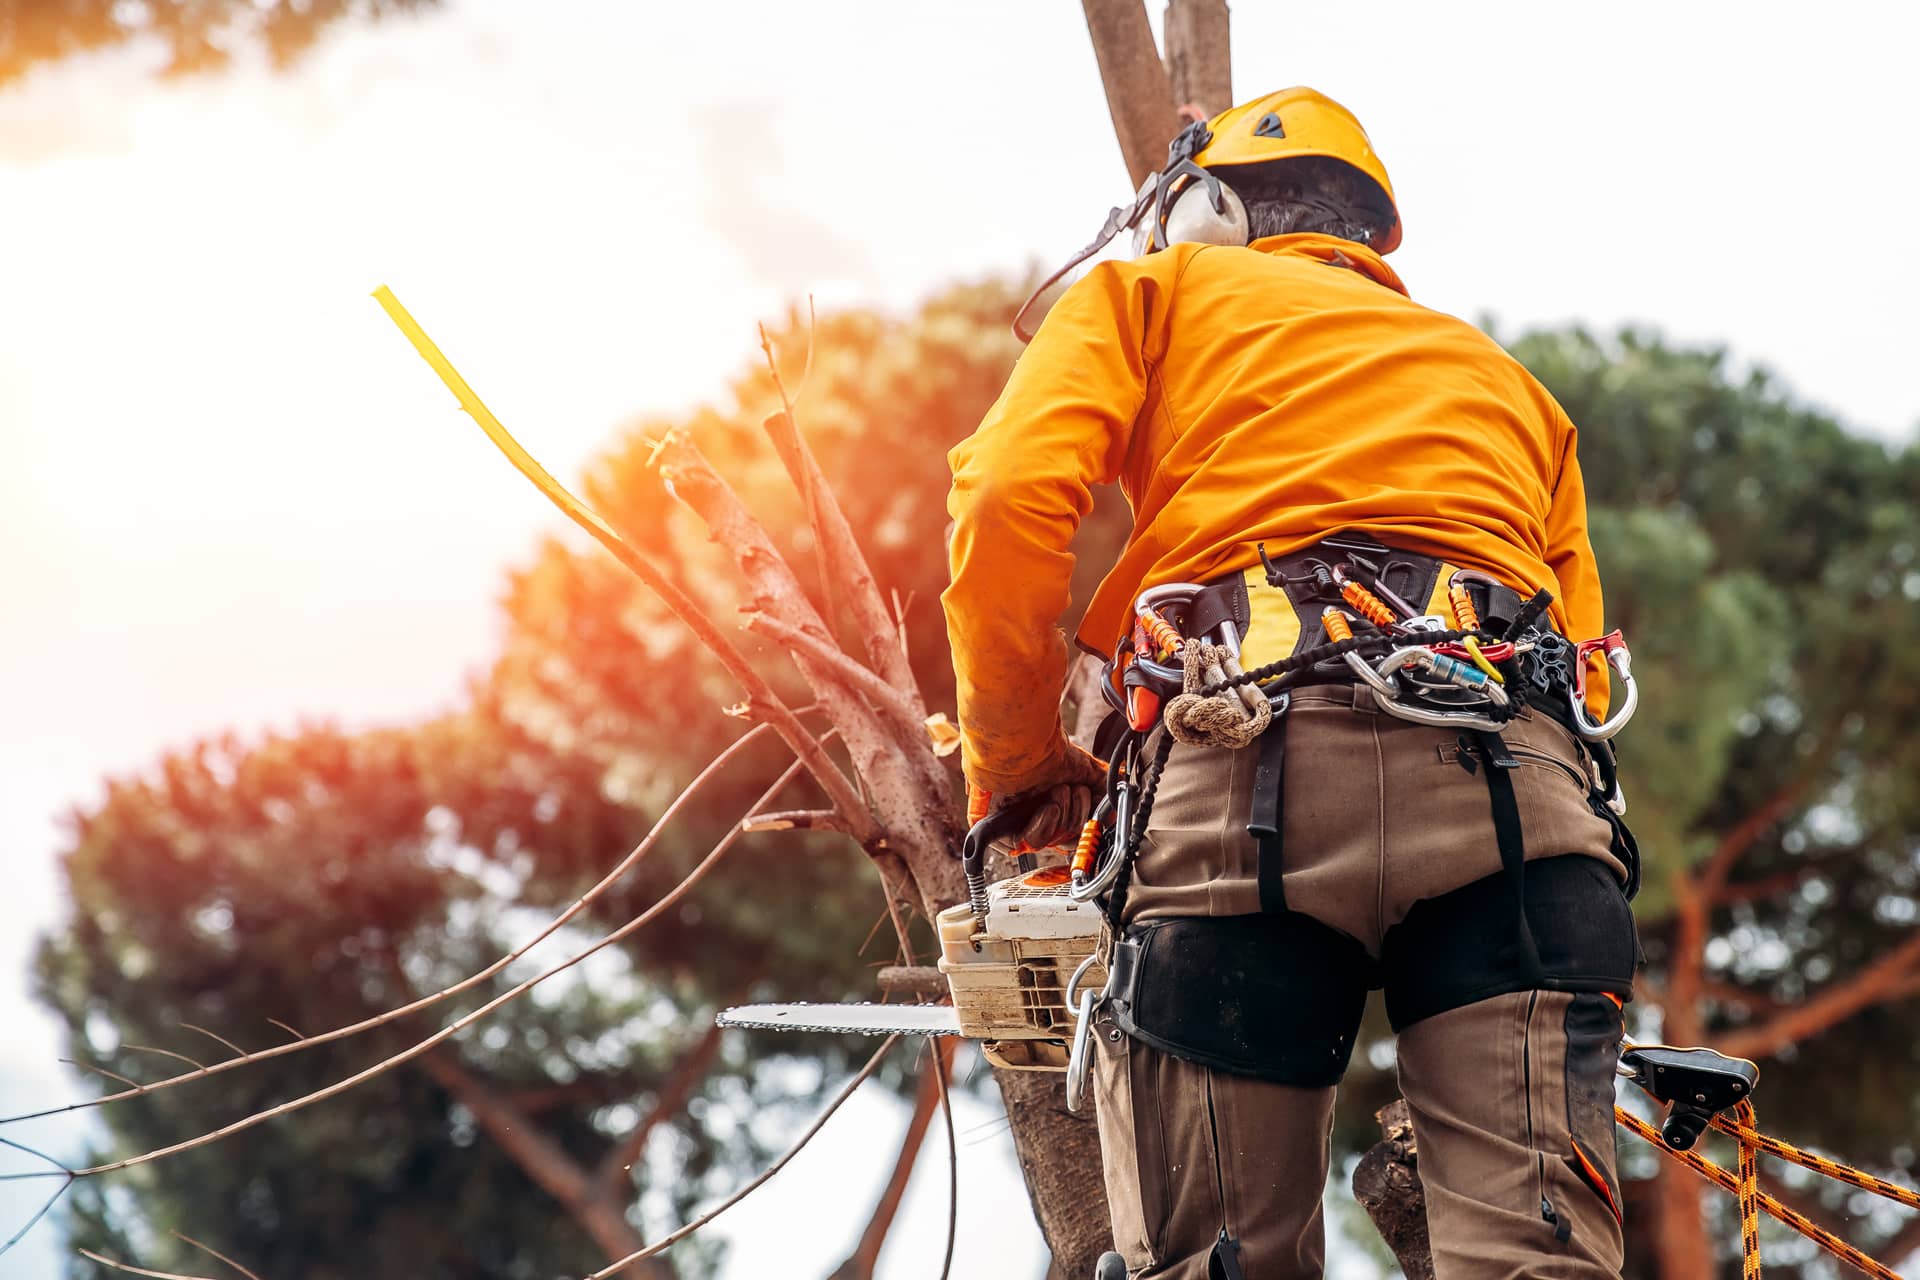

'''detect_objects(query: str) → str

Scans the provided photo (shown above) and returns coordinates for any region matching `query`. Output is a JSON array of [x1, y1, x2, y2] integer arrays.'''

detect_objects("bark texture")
[[1162, 0, 1230, 119], [1079, 0, 1181, 187], [1352, 1100, 1436, 1280]]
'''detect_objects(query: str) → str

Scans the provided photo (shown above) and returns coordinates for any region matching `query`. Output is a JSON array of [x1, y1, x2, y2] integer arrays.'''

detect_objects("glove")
[[966, 741, 1108, 859]]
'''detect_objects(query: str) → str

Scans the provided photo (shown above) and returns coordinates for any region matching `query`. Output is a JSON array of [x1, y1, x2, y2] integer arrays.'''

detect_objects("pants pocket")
[[1092, 1014, 1164, 1268]]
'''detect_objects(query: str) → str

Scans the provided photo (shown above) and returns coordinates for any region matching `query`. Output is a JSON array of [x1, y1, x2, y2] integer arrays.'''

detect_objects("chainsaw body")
[[936, 866, 1104, 1070]]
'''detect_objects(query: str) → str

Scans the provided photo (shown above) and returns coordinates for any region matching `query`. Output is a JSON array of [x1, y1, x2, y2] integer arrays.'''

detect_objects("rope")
[[1164, 640, 1270, 748], [1710, 1111, 1920, 1213], [1615, 1102, 1912, 1280], [1100, 731, 1174, 933], [1195, 625, 1487, 697]]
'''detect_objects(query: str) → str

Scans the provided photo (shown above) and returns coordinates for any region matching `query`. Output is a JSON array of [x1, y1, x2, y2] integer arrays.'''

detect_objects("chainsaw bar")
[[716, 1002, 962, 1037]]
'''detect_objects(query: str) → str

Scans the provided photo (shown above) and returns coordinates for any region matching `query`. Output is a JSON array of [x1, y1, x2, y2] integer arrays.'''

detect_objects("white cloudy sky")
[[1, 1, 1916, 1276]]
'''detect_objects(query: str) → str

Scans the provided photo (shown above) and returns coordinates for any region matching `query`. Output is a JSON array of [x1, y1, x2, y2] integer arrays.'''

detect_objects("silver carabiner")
[[1343, 649, 1509, 733], [1569, 631, 1638, 741], [1064, 952, 1101, 1113]]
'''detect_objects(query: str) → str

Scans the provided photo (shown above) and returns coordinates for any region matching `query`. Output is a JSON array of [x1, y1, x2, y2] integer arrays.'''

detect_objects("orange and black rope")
[[1616, 1102, 1912, 1280]]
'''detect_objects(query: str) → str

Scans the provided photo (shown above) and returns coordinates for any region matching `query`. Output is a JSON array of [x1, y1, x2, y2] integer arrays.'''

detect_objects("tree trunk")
[[829, 1041, 952, 1280], [1352, 1101, 1436, 1279], [1652, 869, 1718, 1279], [996, 1071, 1115, 1276], [1079, 0, 1181, 187], [418, 1052, 677, 1280], [1161, 0, 1231, 119]]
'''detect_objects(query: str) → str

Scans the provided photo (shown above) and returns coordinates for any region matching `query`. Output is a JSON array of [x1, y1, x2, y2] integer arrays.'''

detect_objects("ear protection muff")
[[1009, 120, 1247, 341], [1158, 170, 1249, 249]]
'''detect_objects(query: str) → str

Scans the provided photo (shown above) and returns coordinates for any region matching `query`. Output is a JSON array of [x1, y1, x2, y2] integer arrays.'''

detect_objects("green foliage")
[[1511, 327, 1920, 1268], [0, 0, 437, 88]]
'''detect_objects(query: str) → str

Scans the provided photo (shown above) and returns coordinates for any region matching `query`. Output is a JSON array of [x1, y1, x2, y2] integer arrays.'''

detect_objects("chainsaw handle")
[[960, 793, 1051, 929]]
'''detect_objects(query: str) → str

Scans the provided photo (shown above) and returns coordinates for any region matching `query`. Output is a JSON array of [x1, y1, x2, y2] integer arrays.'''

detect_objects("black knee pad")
[[1106, 912, 1374, 1086], [1381, 854, 1639, 1033]]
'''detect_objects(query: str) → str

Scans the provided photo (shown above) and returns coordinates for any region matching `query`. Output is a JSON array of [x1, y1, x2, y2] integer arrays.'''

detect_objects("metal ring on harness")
[[1069, 763, 1132, 902], [1341, 649, 1510, 733], [1064, 951, 1101, 1113], [1135, 582, 1243, 659], [1570, 630, 1638, 741]]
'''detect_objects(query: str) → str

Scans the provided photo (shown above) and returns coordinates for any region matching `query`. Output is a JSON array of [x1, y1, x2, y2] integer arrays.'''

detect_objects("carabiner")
[[1342, 649, 1510, 733], [1064, 952, 1101, 1113], [1569, 630, 1638, 741]]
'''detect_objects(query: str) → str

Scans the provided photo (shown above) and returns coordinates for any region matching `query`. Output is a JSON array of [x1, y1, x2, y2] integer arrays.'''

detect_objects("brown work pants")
[[1093, 686, 1632, 1279]]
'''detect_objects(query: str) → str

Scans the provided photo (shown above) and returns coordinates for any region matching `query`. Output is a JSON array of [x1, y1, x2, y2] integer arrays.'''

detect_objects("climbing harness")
[[1616, 1044, 1920, 1280], [1063, 532, 1647, 1112]]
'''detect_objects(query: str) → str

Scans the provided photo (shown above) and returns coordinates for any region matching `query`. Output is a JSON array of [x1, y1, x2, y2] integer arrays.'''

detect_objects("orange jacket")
[[943, 233, 1605, 795]]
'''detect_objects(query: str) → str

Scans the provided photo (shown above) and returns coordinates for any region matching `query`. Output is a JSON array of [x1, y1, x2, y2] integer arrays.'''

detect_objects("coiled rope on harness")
[[1617, 1097, 1919, 1278]]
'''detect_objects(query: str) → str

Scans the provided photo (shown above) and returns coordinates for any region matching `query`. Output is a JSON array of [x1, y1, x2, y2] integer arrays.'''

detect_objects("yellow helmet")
[[1161, 87, 1401, 254], [1011, 88, 1400, 340]]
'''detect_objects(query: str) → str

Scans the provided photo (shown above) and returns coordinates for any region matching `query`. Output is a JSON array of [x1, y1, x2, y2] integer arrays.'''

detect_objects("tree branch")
[[757, 397, 921, 704], [375, 286, 861, 839], [876, 966, 949, 1000], [583, 1036, 903, 1279], [593, 1023, 726, 1200], [740, 809, 853, 835], [419, 1051, 672, 1276], [70, 757, 814, 1180], [1716, 842, 1869, 906], [15, 726, 782, 1128], [1717, 929, 1920, 1062], [829, 1040, 953, 1280], [1698, 978, 1790, 1017], [743, 613, 924, 738], [1697, 773, 1821, 898], [1079, 0, 1181, 187], [656, 432, 945, 831]]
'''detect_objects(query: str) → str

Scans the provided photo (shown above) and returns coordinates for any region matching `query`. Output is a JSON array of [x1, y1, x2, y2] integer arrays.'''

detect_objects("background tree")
[[36, 687, 891, 1277], [14, 1, 1919, 1277], [36, 280, 1919, 1278], [0, 0, 438, 87]]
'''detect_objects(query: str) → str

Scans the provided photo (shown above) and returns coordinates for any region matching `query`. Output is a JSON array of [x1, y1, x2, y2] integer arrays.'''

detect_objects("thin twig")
[[935, 1042, 958, 1280], [69, 753, 818, 1179], [580, 1035, 902, 1279], [58, 1060, 141, 1093], [7, 726, 775, 1128], [121, 1044, 205, 1071], [172, 1233, 265, 1280], [178, 1024, 248, 1059], [79, 1250, 227, 1280]]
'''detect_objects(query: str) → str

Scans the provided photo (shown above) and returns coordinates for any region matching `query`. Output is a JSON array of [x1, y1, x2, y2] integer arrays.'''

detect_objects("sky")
[[1, 0, 1916, 1275]]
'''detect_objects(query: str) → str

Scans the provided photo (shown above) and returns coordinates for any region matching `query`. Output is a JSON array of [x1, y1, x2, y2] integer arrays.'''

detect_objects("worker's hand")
[[967, 742, 1108, 859]]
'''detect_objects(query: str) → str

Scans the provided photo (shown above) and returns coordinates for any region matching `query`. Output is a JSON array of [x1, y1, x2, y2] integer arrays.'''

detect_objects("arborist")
[[942, 88, 1642, 1280]]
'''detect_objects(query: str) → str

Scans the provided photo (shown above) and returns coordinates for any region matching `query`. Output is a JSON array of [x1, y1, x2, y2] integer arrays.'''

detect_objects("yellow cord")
[[371, 285, 632, 553], [1462, 636, 1504, 683]]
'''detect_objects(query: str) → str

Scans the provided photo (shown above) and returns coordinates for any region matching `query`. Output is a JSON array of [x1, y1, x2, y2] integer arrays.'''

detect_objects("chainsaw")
[[718, 798, 1108, 1100]]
